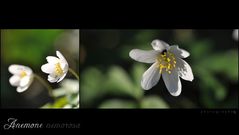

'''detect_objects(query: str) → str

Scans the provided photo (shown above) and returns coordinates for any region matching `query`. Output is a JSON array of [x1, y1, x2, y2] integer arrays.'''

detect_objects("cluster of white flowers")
[[9, 51, 69, 92]]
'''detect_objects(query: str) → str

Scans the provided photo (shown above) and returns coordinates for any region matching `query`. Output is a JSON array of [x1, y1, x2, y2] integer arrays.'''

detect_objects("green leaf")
[[199, 71, 227, 107], [130, 63, 146, 99], [99, 99, 137, 108], [41, 97, 68, 109], [140, 96, 169, 108], [67, 93, 79, 105], [200, 51, 238, 81], [81, 67, 106, 105], [193, 49, 238, 108], [106, 66, 136, 98]]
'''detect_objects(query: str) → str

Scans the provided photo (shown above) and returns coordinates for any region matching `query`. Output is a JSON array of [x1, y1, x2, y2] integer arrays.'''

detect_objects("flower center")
[[156, 51, 176, 74], [20, 71, 27, 78], [55, 62, 64, 76]]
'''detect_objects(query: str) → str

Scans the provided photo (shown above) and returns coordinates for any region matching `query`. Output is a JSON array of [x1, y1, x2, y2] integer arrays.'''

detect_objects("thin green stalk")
[[68, 68, 79, 81], [34, 74, 54, 99]]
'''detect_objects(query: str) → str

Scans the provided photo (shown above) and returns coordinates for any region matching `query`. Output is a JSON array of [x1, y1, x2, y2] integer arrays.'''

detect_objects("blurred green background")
[[80, 29, 238, 108], [1, 29, 79, 108]]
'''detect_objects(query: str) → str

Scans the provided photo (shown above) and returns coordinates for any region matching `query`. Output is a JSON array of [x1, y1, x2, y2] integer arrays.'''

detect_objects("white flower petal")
[[141, 62, 161, 90], [9, 75, 21, 86], [151, 39, 170, 51], [17, 86, 29, 93], [46, 56, 59, 64], [8, 65, 32, 75], [176, 57, 194, 81], [162, 70, 181, 96], [8, 65, 21, 74], [129, 49, 159, 63], [41, 63, 55, 74], [60, 62, 69, 72], [56, 51, 68, 65], [48, 75, 59, 83], [169, 45, 190, 58], [57, 73, 67, 83], [20, 76, 30, 87]]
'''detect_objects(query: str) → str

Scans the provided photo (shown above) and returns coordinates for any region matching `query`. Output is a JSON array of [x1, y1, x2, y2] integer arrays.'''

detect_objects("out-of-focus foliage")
[[81, 64, 143, 107], [191, 40, 238, 108], [81, 29, 238, 108], [99, 99, 137, 108], [81, 63, 169, 108], [1, 30, 63, 67], [42, 79, 79, 109]]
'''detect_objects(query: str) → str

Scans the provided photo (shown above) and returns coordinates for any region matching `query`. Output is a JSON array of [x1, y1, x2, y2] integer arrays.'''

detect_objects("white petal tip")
[[16, 86, 29, 93], [47, 76, 57, 83], [142, 86, 151, 90], [171, 93, 180, 97], [48, 80, 56, 83], [56, 79, 62, 83], [56, 50, 62, 57], [40, 65, 44, 72], [169, 86, 182, 96], [129, 49, 136, 58], [151, 39, 169, 51], [187, 75, 194, 82], [170, 91, 181, 96], [141, 80, 154, 90], [151, 39, 160, 46], [168, 86, 182, 97], [41, 65, 47, 73], [183, 77, 194, 82]]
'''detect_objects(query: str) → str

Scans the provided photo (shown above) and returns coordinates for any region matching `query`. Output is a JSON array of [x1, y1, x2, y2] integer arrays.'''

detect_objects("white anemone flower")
[[129, 39, 194, 96], [233, 29, 238, 41], [41, 51, 69, 83], [8, 65, 34, 93]]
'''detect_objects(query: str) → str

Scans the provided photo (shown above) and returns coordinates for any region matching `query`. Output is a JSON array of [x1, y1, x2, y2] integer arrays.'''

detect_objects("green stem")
[[68, 68, 80, 81], [34, 74, 54, 99]]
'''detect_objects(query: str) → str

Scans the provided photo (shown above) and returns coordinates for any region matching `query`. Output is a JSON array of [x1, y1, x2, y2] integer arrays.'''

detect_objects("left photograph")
[[1, 29, 79, 109]]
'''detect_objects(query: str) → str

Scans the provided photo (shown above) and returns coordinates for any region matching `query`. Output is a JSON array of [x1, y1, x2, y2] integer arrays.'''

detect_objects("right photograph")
[[80, 29, 238, 109]]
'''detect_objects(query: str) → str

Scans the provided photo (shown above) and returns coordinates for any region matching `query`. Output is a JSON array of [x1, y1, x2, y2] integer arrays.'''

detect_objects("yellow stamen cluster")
[[20, 71, 27, 78], [156, 51, 176, 74], [55, 63, 63, 76]]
